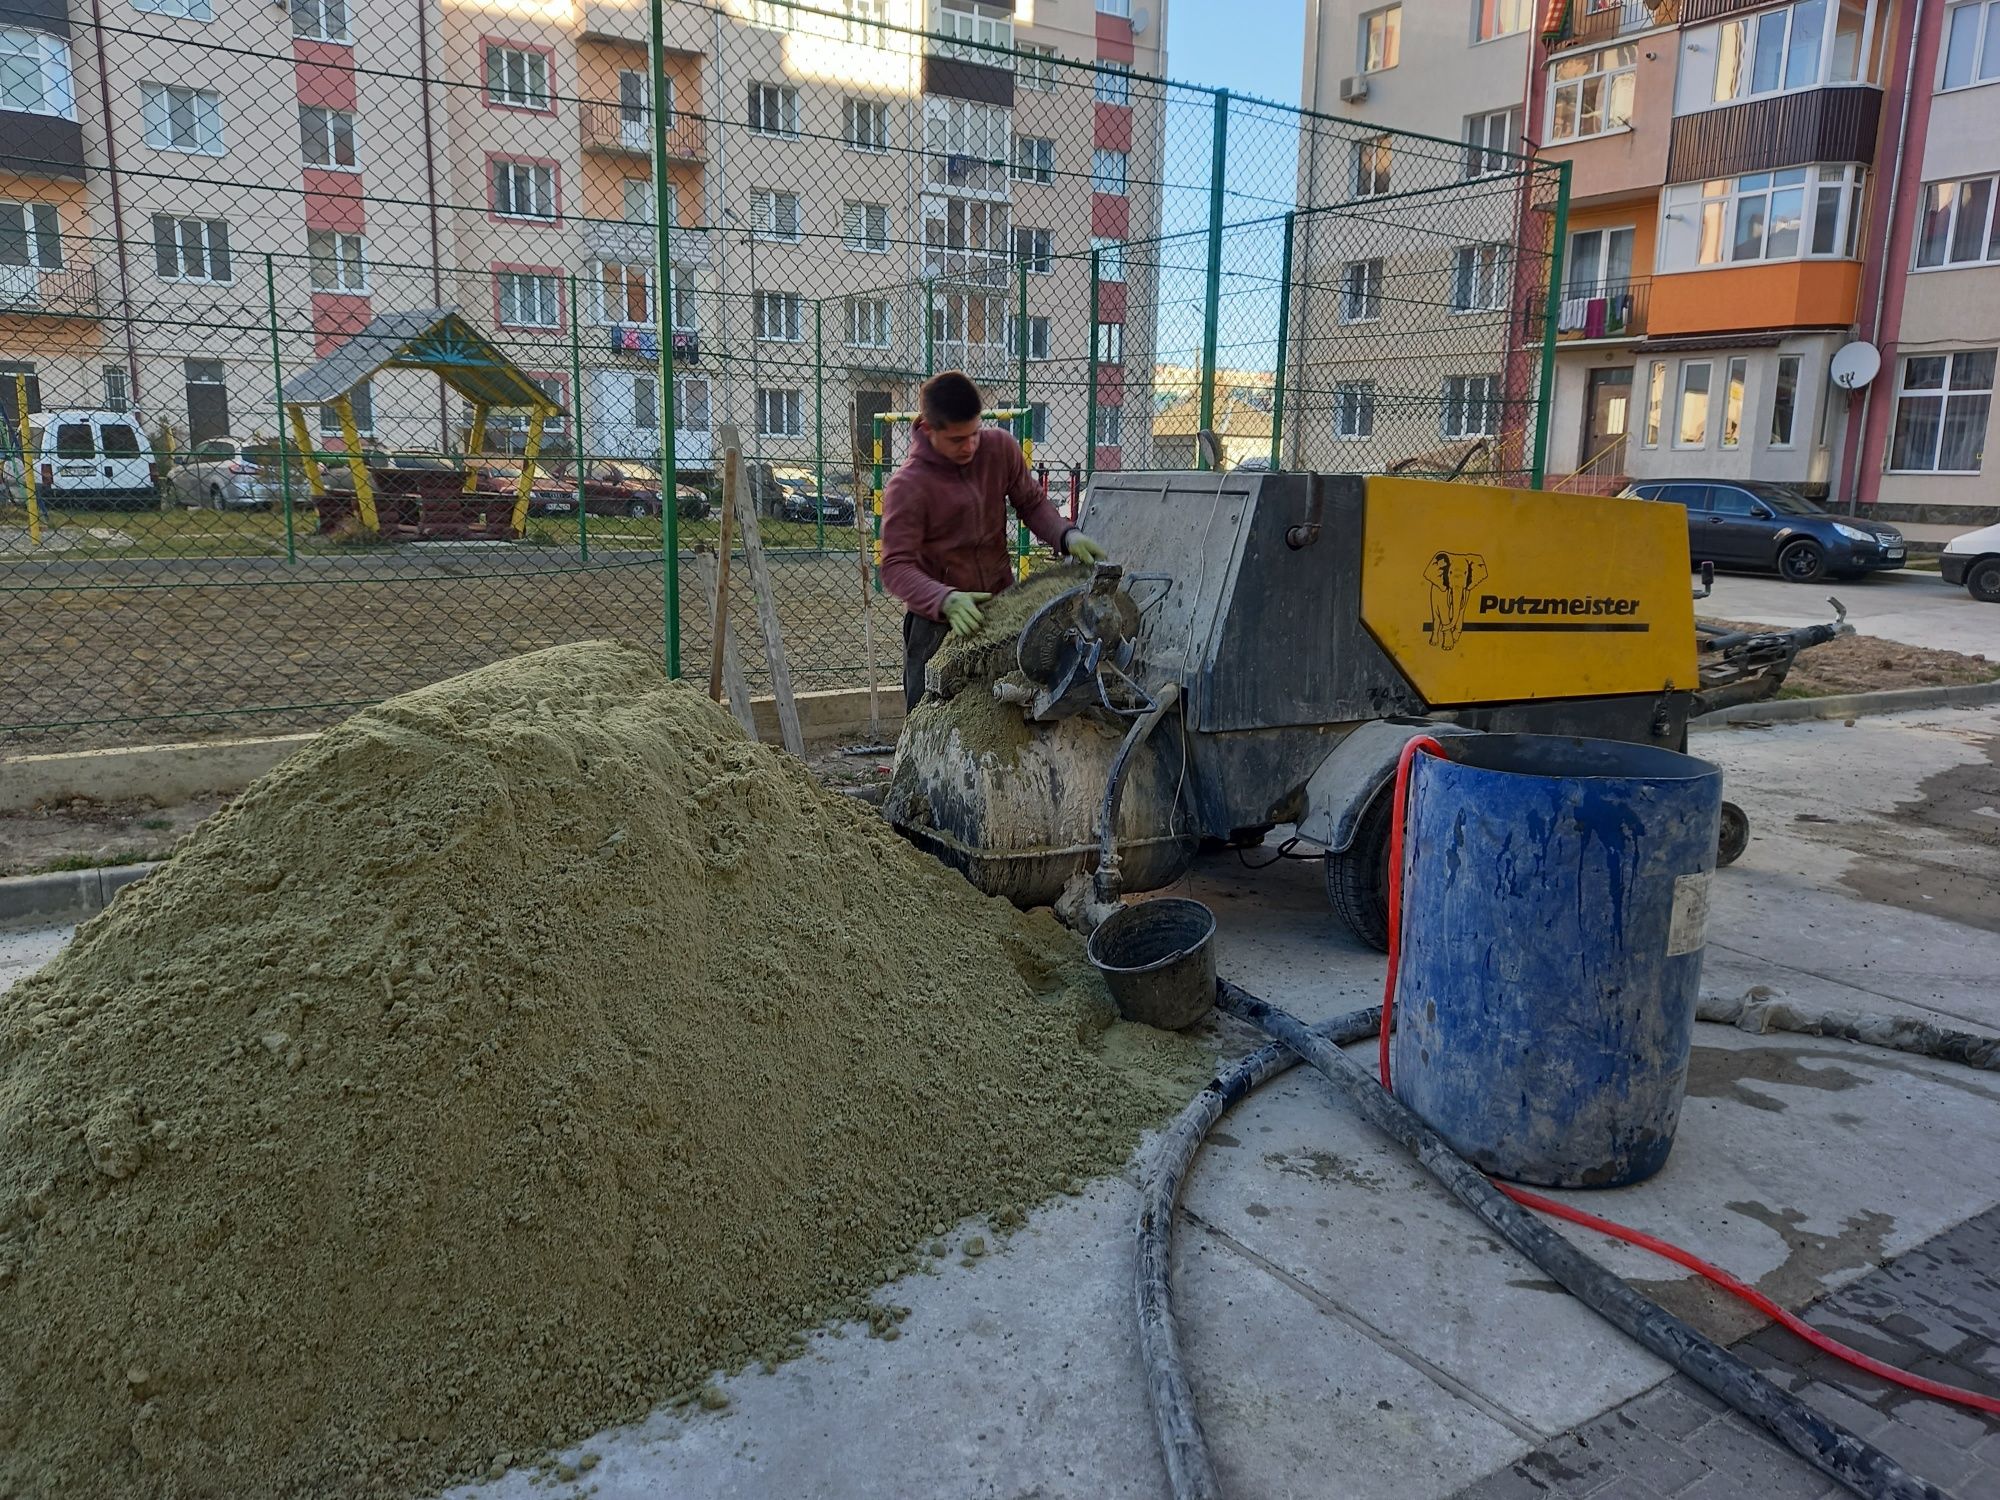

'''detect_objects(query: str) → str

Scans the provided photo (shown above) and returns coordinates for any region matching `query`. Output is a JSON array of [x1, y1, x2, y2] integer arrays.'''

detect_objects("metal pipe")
[[1095, 681, 1182, 903], [650, 0, 681, 675], [1196, 91, 1229, 468], [1269, 212, 1294, 471], [264, 255, 296, 566], [87, 0, 141, 416], [418, 0, 446, 448]]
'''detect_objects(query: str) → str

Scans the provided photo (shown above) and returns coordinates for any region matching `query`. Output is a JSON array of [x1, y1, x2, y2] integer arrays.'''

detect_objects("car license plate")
[[1885, 547, 1905, 559]]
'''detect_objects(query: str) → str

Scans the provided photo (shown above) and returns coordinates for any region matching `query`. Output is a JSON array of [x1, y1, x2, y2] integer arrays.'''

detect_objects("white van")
[[2, 409, 159, 508]]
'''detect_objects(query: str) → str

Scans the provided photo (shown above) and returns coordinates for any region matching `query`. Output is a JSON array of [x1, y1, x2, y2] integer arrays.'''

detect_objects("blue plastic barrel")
[[1389, 734, 1723, 1189]]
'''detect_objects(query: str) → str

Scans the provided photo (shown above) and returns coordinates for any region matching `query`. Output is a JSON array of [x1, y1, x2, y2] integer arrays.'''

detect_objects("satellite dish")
[[1131, 6, 1150, 33], [1830, 341, 1881, 391]]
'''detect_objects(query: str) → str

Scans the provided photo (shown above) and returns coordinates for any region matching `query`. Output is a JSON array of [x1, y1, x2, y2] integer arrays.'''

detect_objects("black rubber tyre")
[[1778, 539, 1826, 583], [625, 498, 652, 519], [208, 484, 226, 511], [1717, 800, 1750, 867], [1325, 792, 1392, 953], [1969, 557, 2000, 604]]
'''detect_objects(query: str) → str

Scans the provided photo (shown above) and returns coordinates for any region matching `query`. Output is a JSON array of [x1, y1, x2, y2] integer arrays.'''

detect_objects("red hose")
[[1377, 739, 2000, 1418]]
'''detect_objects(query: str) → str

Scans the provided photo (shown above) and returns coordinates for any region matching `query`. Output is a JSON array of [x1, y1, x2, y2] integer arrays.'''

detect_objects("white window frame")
[[1339, 258, 1383, 324], [1091, 237, 1126, 282], [1721, 355, 1747, 450], [1, 28, 76, 120], [749, 188, 802, 242], [756, 387, 804, 437], [842, 199, 891, 253], [748, 81, 801, 138], [1095, 61, 1133, 106], [754, 289, 804, 342], [1678, 0, 1881, 113], [1769, 353, 1802, 448], [1095, 403, 1123, 446], [1009, 312, 1051, 360], [1094, 320, 1124, 364], [1016, 42, 1058, 92], [299, 103, 358, 170], [1658, 165, 1864, 273], [1091, 149, 1129, 196], [1674, 360, 1712, 449], [1463, 109, 1515, 179], [139, 81, 221, 154], [492, 160, 557, 221], [927, 98, 1012, 197], [1915, 173, 2000, 269], [844, 97, 890, 152], [923, 195, 1011, 279], [1888, 349, 1995, 474], [321, 379, 373, 436], [151, 213, 230, 283], [1334, 380, 1376, 439], [847, 295, 892, 349], [1097, 0, 1130, 16], [1361, 5, 1401, 73], [1015, 226, 1053, 274], [1944, 1, 2000, 91], [592, 258, 654, 327], [290, 0, 349, 41], [0, 200, 62, 270], [1450, 242, 1509, 313], [1546, 44, 1636, 144], [1442, 374, 1499, 439], [497, 271, 561, 329], [485, 44, 551, 111], [1566, 224, 1637, 294], [136, 0, 214, 20], [1474, 0, 1531, 44], [934, 1, 1012, 63], [307, 229, 366, 294], [102, 363, 129, 412], [1352, 136, 1392, 199], [1643, 359, 1666, 447], [1012, 136, 1056, 185]]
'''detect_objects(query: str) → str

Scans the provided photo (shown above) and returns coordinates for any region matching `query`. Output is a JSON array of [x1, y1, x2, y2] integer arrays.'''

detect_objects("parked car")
[[1, 409, 157, 509], [1939, 522, 2000, 603], [169, 436, 290, 509], [1619, 480, 1906, 583], [777, 482, 857, 526], [529, 460, 713, 521]]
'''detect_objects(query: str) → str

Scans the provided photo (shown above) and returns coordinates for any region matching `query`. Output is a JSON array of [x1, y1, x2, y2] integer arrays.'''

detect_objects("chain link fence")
[[0, 0, 1564, 751]]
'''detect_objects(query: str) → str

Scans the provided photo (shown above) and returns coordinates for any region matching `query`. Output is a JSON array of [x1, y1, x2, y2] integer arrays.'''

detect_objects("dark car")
[[1619, 480, 1906, 583], [777, 483, 857, 526], [527, 460, 710, 521]]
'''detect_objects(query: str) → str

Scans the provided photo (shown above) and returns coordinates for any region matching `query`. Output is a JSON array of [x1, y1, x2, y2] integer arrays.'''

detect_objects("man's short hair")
[[920, 370, 983, 427]]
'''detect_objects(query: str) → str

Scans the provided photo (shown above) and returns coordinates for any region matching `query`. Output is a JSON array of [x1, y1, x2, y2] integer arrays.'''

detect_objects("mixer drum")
[[884, 689, 1196, 908]]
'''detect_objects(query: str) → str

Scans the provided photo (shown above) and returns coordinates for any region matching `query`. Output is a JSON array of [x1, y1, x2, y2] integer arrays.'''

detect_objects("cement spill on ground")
[[0, 640, 1201, 1499]]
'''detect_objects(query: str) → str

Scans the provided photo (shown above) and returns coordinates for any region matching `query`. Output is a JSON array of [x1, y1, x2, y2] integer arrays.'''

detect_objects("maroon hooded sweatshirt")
[[880, 424, 1074, 621]]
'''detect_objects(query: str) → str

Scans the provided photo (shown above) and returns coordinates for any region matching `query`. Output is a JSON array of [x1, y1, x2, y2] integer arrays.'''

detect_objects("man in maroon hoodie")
[[881, 371, 1107, 711]]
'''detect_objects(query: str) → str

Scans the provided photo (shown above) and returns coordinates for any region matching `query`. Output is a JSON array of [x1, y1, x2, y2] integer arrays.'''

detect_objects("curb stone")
[[0, 862, 158, 930], [1693, 678, 2000, 730]]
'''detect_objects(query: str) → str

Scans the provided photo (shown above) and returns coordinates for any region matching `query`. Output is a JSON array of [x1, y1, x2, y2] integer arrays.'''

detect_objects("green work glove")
[[942, 590, 993, 637], [1065, 530, 1110, 565]]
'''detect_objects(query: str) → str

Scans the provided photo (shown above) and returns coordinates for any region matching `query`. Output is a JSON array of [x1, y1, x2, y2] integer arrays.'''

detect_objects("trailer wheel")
[[1717, 800, 1750, 867], [1325, 793, 1392, 953]]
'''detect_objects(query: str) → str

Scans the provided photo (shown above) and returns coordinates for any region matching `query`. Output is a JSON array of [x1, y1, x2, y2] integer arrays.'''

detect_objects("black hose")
[[1133, 981, 1960, 1500]]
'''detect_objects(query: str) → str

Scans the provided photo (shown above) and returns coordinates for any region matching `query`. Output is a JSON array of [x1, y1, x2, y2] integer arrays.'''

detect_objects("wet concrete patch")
[[1262, 1148, 1387, 1191], [1839, 732, 2000, 932], [1684, 1044, 1865, 1113]]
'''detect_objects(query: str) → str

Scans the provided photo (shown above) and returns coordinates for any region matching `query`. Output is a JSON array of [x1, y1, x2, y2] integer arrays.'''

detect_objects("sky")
[[1164, 0, 1306, 107]]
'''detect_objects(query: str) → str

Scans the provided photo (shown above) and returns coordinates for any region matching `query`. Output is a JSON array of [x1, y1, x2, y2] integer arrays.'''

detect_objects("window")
[[594, 260, 652, 326], [1916, 175, 2000, 268], [1012, 137, 1056, 185], [929, 98, 1012, 196], [1015, 227, 1053, 273], [1095, 61, 1132, 106], [1024, 402, 1049, 441], [1092, 150, 1128, 196], [677, 375, 712, 432], [1644, 360, 1666, 446], [136, 0, 213, 19], [748, 82, 800, 137], [847, 296, 891, 348], [290, 0, 348, 42], [151, 214, 230, 282], [1658, 165, 1863, 271], [1450, 243, 1509, 312], [842, 200, 890, 252], [1566, 225, 1635, 293], [1442, 374, 1498, 438], [1334, 380, 1376, 439], [1548, 45, 1636, 143], [1770, 354, 1801, 446], [497, 271, 560, 327], [845, 97, 889, 151], [1009, 313, 1051, 359], [485, 45, 551, 110], [102, 365, 129, 412], [1, 28, 75, 119], [1945, 1, 2000, 89], [754, 290, 803, 342], [1675, 361, 1712, 448], [1094, 321, 1124, 363], [923, 196, 1010, 278], [667, 266, 697, 331], [935, 1, 1012, 62], [1095, 403, 1123, 446], [1361, 6, 1401, 72], [1340, 259, 1383, 323], [1463, 109, 1515, 179], [1475, 0, 1531, 43], [298, 105, 357, 169], [1353, 136, 1392, 198], [1098, 0, 1130, 13], [616, 70, 655, 150], [749, 189, 801, 241], [757, 387, 804, 437], [139, 81, 221, 153], [319, 380, 373, 436], [1890, 350, 1994, 472], [1679, 0, 1877, 111], [492, 160, 556, 220], [622, 178, 655, 225], [1722, 356, 1747, 449], [1017, 42, 1058, 91], [1092, 237, 1126, 282], [307, 230, 365, 293], [0, 201, 61, 269]]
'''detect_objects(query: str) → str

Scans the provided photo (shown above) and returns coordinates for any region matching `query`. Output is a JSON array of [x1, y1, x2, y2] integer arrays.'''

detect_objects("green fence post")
[[649, 0, 680, 675], [1270, 211, 1295, 471], [1085, 249, 1101, 483], [1197, 88, 1230, 470], [263, 253, 296, 566], [814, 298, 826, 551], [568, 273, 588, 561], [922, 278, 935, 378], [1015, 257, 1029, 576], [1531, 161, 1571, 489]]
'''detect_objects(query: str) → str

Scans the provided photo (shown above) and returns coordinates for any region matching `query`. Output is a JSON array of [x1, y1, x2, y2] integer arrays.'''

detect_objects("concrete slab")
[[1695, 569, 2000, 659]]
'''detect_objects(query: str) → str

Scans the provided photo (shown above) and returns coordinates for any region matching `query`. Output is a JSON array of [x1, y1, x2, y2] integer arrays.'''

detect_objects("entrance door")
[[184, 359, 230, 445], [1580, 367, 1632, 479]]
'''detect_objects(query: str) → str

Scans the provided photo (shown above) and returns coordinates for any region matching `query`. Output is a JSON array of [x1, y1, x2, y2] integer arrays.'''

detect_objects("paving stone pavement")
[[1453, 1204, 2000, 1499]]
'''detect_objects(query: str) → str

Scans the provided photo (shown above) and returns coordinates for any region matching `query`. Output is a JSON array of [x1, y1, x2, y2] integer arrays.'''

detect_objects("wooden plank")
[[728, 441, 805, 757], [687, 550, 755, 735]]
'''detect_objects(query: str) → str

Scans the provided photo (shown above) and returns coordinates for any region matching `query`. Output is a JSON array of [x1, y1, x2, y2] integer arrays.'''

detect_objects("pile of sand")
[[0, 641, 1192, 1498]]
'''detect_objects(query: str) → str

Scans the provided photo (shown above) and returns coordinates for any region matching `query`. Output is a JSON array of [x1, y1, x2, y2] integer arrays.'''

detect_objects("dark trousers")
[[902, 611, 950, 714]]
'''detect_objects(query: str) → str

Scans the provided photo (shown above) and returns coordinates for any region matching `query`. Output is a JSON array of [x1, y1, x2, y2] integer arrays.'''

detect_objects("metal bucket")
[[1087, 898, 1218, 1031]]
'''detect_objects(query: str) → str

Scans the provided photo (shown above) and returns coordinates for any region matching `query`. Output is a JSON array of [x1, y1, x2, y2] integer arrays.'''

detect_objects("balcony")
[[1547, 277, 1649, 342], [1667, 88, 1883, 181], [579, 102, 705, 163], [1548, 0, 1680, 52], [0, 261, 100, 318], [0, 110, 86, 182], [582, 219, 711, 267]]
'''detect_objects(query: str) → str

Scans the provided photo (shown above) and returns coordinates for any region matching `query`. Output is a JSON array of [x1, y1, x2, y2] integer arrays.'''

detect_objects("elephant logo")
[[1423, 551, 1488, 651]]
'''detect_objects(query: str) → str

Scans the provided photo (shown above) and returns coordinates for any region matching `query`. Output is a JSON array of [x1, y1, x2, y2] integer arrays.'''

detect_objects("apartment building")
[[1297, 0, 1996, 541], [0, 0, 1165, 486]]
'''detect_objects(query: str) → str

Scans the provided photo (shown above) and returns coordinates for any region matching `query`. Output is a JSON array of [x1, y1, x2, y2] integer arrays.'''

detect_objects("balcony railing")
[[582, 218, 711, 266], [579, 102, 705, 162], [0, 260, 101, 317], [1541, 277, 1650, 341], [1548, 0, 1680, 52]]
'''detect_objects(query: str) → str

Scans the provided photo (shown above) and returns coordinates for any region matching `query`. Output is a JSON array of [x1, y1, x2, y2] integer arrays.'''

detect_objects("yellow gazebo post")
[[332, 394, 375, 532], [283, 405, 326, 497], [461, 403, 489, 494], [510, 403, 548, 536], [14, 372, 39, 547]]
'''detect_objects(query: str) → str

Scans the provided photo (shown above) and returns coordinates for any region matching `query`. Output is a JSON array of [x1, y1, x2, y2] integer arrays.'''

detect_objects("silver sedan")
[[168, 437, 293, 509]]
